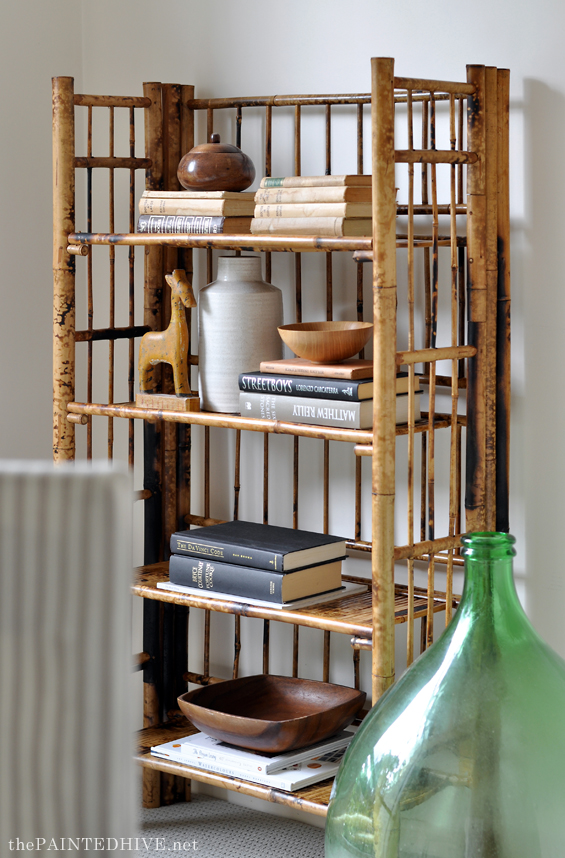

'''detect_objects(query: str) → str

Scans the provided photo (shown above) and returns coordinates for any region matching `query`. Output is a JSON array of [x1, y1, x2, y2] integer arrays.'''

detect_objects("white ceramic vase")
[[198, 255, 283, 412]]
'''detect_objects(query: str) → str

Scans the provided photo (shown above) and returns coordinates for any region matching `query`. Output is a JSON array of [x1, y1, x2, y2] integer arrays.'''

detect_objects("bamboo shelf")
[[133, 566, 450, 638], [137, 717, 332, 816], [52, 59, 511, 815]]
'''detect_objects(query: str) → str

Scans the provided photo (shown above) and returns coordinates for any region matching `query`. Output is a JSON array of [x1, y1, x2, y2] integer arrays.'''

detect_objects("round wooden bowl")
[[177, 674, 366, 753], [278, 321, 373, 363]]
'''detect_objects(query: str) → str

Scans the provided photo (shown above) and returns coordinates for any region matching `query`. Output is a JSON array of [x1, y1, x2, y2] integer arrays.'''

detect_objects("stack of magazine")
[[151, 727, 356, 792]]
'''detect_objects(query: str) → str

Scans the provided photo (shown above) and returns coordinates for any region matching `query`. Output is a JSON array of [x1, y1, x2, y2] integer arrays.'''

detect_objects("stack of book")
[[238, 359, 422, 430], [250, 175, 373, 237], [151, 726, 357, 791], [160, 520, 357, 608], [136, 190, 255, 235]]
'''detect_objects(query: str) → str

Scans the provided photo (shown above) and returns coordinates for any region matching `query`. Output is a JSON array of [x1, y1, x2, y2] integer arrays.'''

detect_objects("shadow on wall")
[[521, 79, 565, 658]]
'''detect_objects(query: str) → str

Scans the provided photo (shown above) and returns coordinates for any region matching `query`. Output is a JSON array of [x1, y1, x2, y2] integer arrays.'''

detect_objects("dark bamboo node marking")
[[75, 324, 150, 342]]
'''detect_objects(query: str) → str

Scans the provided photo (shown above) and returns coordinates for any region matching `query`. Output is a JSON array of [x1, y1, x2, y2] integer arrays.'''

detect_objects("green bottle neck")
[[458, 532, 525, 628]]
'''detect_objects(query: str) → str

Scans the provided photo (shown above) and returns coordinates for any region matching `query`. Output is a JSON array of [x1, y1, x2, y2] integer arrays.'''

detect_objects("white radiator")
[[0, 461, 136, 851]]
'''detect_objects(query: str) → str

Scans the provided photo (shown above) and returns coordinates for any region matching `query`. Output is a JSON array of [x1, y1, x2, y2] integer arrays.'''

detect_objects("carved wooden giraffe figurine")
[[138, 269, 196, 395]]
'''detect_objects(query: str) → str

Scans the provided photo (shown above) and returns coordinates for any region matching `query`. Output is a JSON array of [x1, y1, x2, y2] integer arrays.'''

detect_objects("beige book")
[[139, 195, 255, 216], [259, 358, 374, 379], [254, 186, 372, 204], [259, 175, 372, 188], [250, 217, 372, 237], [254, 202, 372, 219]]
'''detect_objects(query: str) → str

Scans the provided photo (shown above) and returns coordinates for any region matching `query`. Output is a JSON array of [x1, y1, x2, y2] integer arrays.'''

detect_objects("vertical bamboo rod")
[[484, 67, 499, 531], [357, 99, 365, 358], [52, 76, 76, 461], [353, 648, 360, 691], [354, 456, 362, 542], [371, 57, 397, 701], [420, 98, 430, 542], [233, 615, 241, 679], [426, 361, 436, 648], [430, 95, 439, 349], [142, 81, 165, 808], [263, 433, 269, 524], [262, 620, 270, 674], [108, 104, 116, 463], [323, 441, 329, 534], [293, 437, 299, 529], [236, 106, 242, 149], [292, 625, 299, 678], [465, 65, 488, 532], [446, 94, 458, 625], [322, 631, 330, 683], [86, 106, 93, 459], [234, 429, 242, 521], [203, 610, 210, 680], [265, 104, 272, 283], [128, 106, 136, 466], [204, 427, 210, 519], [293, 105, 302, 531], [496, 69, 511, 533], [406, 89, 415, 667], [178, 84, 195, 530], [162, 85, 182, 563]]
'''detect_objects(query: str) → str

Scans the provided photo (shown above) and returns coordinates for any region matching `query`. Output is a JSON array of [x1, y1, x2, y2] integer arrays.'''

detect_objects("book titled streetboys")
[[170, 520, 346, 572], [238, 370, 420, 402]]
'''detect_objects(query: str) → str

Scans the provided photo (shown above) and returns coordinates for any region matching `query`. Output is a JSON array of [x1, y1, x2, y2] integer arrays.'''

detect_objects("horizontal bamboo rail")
[[67, 244, 89, 256], [74, 156, 151, 169], [74, 93, 151, 108], [395, 150, 477, 164], [396, 345, 477, 365], [393, 76, 475, 95], [68, 232, 372, 253], [68, 400, 375, 442]]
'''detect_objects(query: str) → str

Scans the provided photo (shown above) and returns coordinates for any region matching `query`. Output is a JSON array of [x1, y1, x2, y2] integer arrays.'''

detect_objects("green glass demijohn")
[[325, 533, 565, 858]]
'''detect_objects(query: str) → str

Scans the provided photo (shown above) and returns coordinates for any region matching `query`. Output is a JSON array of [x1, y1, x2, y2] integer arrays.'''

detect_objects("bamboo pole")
[[53, 76, 76, 461], [484, 67, 499, 531], [371, 57, 398, 701], [465, 65, 488, 532], [142, 81, 165, 809], [496, 69, 511, 533], [406, 89, 415, 667]]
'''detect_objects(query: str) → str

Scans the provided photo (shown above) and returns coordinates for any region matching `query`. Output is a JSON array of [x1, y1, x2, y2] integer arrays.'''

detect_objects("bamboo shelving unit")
[[52, 58, 510, 815]]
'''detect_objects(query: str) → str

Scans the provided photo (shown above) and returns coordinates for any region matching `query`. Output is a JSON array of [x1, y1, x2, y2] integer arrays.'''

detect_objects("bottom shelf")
[[136, 717, 332, 816]]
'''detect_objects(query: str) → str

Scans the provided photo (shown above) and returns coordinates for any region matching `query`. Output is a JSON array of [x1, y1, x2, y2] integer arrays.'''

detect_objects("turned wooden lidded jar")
[[177, 133, 256, 192]]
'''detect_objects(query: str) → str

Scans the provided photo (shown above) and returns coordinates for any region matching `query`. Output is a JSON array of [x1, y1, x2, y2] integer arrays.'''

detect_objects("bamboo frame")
[[52, 59, 510, 812]]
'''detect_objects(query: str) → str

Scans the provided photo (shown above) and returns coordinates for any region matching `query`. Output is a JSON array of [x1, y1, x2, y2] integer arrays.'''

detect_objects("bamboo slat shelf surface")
[[133, 565, 449, 637], [137, 717, 332, 816]]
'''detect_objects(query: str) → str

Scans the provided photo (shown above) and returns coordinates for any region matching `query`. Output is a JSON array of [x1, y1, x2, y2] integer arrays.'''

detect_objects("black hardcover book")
[[238, 370, 373, 401], [169, 519, 346, 573], [168, 554, 343, 603], [238, 371, 420, 402]]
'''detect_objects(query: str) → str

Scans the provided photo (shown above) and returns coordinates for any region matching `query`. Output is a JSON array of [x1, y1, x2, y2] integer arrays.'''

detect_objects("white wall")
[[2, 0, 565, 818]]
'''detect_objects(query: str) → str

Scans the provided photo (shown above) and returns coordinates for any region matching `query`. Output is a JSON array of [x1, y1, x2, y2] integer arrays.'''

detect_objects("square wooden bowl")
[[177, 674, 366, 753]]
